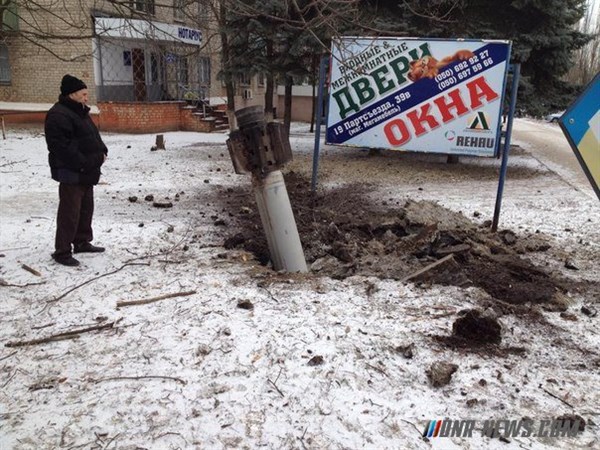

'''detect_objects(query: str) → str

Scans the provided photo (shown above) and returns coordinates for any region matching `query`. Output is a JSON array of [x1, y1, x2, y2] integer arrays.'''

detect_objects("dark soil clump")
[[219, 172, 566, 306], [452, 309, 502, 344], [426, 361, 458, 387]]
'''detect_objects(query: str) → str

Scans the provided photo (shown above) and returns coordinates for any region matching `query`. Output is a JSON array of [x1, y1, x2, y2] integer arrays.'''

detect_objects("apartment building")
[[0, 0, 269, 131]]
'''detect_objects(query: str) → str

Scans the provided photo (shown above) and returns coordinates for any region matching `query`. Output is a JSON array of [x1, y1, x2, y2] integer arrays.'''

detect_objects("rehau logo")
[[445, 130, 456, 141], [467, 111, 491, 131], [455, 135, 495, 148]]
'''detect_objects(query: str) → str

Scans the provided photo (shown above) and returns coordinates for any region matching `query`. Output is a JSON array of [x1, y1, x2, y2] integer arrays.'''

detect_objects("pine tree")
[[224, 0, 361, 129], [362, 0, 590, 115]]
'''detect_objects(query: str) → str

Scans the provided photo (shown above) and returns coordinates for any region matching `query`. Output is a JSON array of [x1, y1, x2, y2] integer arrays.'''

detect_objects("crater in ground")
[[219, 172, 570, 307]]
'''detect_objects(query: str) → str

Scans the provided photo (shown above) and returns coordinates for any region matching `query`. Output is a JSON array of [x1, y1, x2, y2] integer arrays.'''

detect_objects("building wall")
[[0, 0, 222, 105], [277, 95, 314, 122], [0, 0, 277, 122], [0, 110, 100, 126], [1, 102, 216, 133], [179, 107, 213, 133], [0, 0, 96, 104], [97, 101, 183, 133], [277, 85, 316, 123], [0, 35, 95, 104], [0, 111, 50, 124]]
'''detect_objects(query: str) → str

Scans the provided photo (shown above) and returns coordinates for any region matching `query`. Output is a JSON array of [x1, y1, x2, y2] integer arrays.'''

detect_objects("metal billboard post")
[[492, 63, 520, 232], [311, 55, 329, 193]]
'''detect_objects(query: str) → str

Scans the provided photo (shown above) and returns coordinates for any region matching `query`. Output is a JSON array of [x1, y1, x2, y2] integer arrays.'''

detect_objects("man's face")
[[69, 88, 89, 105]]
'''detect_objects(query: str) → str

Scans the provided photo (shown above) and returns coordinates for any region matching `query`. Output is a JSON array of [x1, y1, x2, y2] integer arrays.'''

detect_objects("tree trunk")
[[225, 81, 236, 130], [284, 75, 293, 134], [264, 39, 275, 122], [310, 54, 317, 133], [220, 2, 236, 130], [265, 75, 275, 122]]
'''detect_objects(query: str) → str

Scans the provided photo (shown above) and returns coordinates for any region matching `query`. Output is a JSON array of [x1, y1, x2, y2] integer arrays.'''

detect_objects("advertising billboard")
[[326, 37, 511, 157]]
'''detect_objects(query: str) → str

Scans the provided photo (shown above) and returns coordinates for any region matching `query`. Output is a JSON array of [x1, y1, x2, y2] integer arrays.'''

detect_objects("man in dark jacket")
[[45, 74, 108, 267]]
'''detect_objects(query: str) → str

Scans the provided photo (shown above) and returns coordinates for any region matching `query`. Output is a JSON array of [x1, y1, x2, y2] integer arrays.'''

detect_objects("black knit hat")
[[60, 74, 87, 96]]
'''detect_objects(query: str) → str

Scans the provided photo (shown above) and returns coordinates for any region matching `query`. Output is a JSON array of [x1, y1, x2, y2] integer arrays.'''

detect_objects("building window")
[[198, 57, 210, 84], [1, 1, 19, 31], [293, 74, 310, 85], [150, 53, 161, 83], [258, 73, 265, 87], [133, 0, 155, 15], [0, 44, 10, 84], [173, 0, 185, 20], [198, 0, 210, 21], [238, 72, 251, 86], [177, 56, 189, 85]]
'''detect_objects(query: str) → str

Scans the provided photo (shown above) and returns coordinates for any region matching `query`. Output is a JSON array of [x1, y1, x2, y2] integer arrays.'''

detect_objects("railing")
[[178, 84, 210, 117]]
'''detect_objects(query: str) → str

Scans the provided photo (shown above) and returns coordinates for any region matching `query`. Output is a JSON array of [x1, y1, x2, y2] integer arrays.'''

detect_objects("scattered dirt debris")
[[555, 414, 586, 432], [452, 309, 502, 344], [220, 172, 568, 308], [581, 305, 597, 317], [153, 201, 173, 208], [393, 343, 415, 359], [236, 299, 254, 310], [307, 355, 325, 366], [426, 361, 458, 387]]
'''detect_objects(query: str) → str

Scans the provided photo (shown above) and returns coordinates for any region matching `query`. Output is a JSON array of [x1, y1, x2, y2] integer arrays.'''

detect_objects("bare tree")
[[219, 0, 365, 130], [565, 0, 600, 86], [2, 0, 458, 129], [1, 0, 227, 108]]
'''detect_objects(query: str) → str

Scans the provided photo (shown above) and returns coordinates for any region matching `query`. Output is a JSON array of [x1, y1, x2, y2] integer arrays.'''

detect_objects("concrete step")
[[214, 123, 230, 131]]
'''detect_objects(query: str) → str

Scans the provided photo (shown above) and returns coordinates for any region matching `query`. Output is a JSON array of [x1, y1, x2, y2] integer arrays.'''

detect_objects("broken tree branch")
[[268, 378, 285, 397], [0, 350, 18, 361], [267, 367, 285, 397], [31, 322, 56, 330], [1, 370, 18, 388], [0, 279, 46, 288], [93, 375, 187, 385], [101, 432, 121, 449], [366, 362, 389, 377], [539, 384, 575, 408], [46, 262, 150, 304], [0, 246, 29, 252], [5, 321, 118, 348], [400, 418, 423, 435], [261, 286, 279, 303], [21, 264, 42, 277], [401, 254, 454, 283], [0, 159, 27, 168], [116, 290, 197, 308], [123, 227, 193, 263]]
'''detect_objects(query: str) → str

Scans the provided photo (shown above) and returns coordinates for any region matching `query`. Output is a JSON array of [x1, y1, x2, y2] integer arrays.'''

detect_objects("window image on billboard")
[[326, 37, 511, 157]]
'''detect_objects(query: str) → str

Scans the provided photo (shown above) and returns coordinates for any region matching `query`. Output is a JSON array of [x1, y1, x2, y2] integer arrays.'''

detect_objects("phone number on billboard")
[[435, 50, 495, 90]]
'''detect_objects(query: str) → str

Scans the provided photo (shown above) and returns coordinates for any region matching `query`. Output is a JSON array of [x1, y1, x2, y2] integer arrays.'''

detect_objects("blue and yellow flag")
[[560, 72, 600, 200]]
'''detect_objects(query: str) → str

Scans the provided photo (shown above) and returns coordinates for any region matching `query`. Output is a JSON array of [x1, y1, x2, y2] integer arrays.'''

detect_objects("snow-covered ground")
[[0, 120, 598, 449]]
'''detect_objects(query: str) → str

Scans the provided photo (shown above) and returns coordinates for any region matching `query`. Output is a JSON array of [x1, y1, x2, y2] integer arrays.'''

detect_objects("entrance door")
[[132, 48, 147, 101]]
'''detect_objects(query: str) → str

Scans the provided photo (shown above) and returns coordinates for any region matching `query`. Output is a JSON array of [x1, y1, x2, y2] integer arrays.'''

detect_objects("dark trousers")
[[54, 183, 94, 256]]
